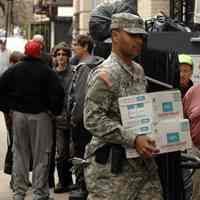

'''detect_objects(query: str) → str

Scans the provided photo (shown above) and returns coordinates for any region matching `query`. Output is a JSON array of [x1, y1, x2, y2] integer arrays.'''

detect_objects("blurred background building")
[[32, 0, 73, 50], [72, 0, 195, 35], [0, 0, 197, 50]]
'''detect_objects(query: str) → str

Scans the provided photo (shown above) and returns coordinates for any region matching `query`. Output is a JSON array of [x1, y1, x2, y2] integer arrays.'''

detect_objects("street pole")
[[48, 0, 57, 49], [50, 20, 55, 49]]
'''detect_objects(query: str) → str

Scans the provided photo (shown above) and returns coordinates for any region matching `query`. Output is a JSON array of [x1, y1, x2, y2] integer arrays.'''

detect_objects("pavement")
[[0, 111, 69, 200], [0, 171, 69, 200]]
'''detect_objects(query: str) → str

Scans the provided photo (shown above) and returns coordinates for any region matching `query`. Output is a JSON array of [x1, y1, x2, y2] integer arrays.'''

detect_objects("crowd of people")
[[0, 29, 104, 200], [0, 11, 200, 200]]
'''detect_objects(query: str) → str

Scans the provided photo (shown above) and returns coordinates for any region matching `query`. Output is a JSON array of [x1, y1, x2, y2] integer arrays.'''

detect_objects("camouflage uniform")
[[84, 51, 163, 199]]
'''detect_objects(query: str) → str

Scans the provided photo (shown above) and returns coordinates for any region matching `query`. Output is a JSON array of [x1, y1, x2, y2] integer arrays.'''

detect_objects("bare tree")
[[0, 1, 5, 15], [0, 0, 35, 29], [12, 0, 35, 26]]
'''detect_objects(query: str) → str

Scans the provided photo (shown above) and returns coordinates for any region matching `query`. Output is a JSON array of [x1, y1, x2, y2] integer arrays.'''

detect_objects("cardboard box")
[[154, 119, 192, 154], [118, 90, 183, 135], [125, 119, 192, 158], [118, 90, 191, 157]]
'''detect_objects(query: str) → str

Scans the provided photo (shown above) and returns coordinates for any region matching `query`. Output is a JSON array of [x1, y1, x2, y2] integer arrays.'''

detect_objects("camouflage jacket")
[[84, 52, 146, 156]]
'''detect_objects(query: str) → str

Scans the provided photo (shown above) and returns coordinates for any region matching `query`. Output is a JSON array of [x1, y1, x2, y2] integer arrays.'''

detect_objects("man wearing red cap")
[[0, 40, 64, 200], [24, 40, 42, 58], [32, 34, 53, 68]]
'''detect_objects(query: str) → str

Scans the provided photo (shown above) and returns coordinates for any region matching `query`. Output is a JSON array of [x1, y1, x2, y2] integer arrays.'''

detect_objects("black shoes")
[[54, 182, 72, 193], [28, 181, 32, 187], [68, 189, 88, 200], [54, 186, 68, 193]]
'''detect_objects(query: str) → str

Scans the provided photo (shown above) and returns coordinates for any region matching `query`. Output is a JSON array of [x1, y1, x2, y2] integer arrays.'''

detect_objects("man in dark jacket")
[[68, 35, 103, 197], [0, 40, 64, 200]]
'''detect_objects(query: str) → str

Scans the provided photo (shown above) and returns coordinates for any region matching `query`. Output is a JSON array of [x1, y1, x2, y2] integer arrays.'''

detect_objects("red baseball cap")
[[24, 40, 41, 58]]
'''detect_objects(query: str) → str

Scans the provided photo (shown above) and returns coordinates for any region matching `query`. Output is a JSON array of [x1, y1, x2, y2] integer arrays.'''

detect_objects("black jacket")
[[0, 56, 64, 115]]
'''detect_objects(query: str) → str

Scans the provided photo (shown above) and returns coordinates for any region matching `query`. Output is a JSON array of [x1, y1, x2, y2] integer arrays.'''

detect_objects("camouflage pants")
[[84, 156, 163, 200]]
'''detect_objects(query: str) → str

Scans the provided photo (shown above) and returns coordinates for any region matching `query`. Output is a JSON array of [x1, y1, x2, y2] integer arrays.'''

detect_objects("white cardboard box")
[[118, 90, 191, 157], [125, 119, 192, 158], [154, 119, 192, 154], [118, 90, 183, 135]]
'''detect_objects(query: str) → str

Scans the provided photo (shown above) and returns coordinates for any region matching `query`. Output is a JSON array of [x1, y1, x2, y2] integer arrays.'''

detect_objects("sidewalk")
[[0, 112, 69, 199], [0, 170, 69, 200]]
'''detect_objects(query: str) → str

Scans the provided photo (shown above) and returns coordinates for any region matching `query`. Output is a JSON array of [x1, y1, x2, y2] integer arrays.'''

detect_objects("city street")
[[0, 112, 69, 200]]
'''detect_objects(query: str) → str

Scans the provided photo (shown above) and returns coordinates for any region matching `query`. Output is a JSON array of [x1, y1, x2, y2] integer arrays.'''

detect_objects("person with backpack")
[[68, 34, 103, 197], [70, 34, 103, 159]]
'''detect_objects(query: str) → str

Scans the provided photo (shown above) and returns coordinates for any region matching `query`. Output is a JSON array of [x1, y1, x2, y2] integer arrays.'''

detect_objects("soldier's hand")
[[135, 135, 159, 158]]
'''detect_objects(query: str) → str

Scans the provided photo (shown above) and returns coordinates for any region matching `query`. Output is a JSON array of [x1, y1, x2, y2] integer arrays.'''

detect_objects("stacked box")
[[118, 90, 192, 158], [154, 119, 192, 154]]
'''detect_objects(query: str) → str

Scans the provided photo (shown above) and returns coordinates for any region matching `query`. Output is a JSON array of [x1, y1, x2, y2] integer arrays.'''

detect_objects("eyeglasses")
[[56, 53, 67, 56]]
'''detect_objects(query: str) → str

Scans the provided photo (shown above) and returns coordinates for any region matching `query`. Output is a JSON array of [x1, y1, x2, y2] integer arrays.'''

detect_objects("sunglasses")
[[56, 53, 67, 56]]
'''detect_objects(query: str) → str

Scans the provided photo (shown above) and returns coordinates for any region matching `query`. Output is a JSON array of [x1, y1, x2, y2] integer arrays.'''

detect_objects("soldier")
[[83, 13, 163, 200]]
